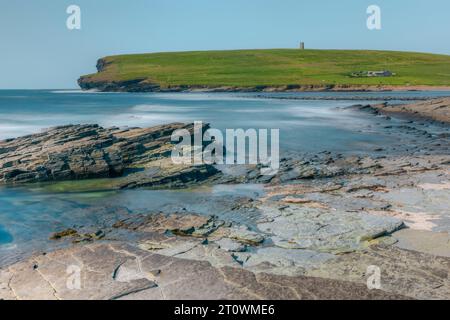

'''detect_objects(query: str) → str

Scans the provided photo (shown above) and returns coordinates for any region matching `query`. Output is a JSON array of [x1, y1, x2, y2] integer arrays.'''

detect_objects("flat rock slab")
[[393, 229, 450, 257], [0, 242, 405, 300], [307, 244, 450, 300], [109, 211, 403, 276], [256, 203, 404, 254]]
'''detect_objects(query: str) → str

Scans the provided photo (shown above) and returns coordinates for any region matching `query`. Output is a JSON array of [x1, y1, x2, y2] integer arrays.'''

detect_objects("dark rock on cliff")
[[78, 77, 162, 92]]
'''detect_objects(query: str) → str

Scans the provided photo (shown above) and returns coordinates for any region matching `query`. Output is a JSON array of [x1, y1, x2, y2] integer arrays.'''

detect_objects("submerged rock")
[[50, 228, 78, 240], [113, 212, 265, 247], [113, 213, 220, 236], [50, 228, 106, 243]]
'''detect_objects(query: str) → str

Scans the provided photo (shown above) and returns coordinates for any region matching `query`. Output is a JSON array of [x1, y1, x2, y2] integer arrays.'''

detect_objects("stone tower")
[[299, 42, 305, 50]]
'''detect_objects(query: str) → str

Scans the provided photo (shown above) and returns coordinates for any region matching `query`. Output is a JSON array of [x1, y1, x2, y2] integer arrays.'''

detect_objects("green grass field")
[[80, 49, 450, 88]]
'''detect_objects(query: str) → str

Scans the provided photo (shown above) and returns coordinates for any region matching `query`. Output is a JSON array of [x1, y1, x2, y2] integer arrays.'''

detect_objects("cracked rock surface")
[[0, 242, 405, 300]]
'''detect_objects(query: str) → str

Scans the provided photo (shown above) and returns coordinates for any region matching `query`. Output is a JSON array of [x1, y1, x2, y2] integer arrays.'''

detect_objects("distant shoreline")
[[2, 86, 450, 93], [78, 83, 450, 94]]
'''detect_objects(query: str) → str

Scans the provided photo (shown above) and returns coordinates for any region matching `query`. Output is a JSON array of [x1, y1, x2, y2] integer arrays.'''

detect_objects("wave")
[[50, 90, 85, 94], [101, 112, 186, 128], [149, 92, 265, 102], [132, 104, 201, 112], [0, 124, 49, 140]]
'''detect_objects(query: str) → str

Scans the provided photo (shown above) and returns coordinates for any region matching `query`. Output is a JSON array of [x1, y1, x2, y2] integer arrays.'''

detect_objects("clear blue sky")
[[1, 0, 449, 89]]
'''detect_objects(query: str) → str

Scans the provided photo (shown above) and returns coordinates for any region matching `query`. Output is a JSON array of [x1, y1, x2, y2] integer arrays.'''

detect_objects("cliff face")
[[78, 58, 161, 92], [77, 78, 334, 92], [78, 70, 392, 93], [78, 76, 161, 92]]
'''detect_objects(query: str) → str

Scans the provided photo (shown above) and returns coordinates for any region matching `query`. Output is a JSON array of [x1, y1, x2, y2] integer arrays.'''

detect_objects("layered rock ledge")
[[0, 123, 219, 188], [347, 98, 450, 124]]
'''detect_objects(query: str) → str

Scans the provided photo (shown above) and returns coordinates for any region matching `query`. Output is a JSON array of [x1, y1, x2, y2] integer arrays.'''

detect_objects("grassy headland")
[[78, 49, 450, 92]]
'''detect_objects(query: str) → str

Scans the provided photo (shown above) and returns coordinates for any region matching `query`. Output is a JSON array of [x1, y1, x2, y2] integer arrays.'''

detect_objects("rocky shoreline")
[[1, 98, 450, 300], [373, 98, 450, 124]]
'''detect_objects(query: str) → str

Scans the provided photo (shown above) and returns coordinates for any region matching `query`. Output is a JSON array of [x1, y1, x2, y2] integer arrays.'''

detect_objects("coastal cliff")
[[78, 49, 450, 92]]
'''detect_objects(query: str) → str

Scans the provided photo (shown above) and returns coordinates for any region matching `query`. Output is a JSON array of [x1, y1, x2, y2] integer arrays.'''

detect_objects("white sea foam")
[[50, 90, 85, 94], [101, 112, 185, 128], [50, 89, 122, 94], [0, 123, 51, 140], [149, 93, 264, 102], [132, 104, 201, 112]]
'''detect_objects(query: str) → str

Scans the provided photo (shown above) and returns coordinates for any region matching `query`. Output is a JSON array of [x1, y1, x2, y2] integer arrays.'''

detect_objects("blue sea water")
[[0, 89, 449, 265], [2, 89, 449, 152], [0, 225, 13, 244]]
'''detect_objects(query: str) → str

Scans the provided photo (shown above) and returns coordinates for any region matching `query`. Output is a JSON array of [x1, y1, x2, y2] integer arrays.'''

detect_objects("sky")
[[0, 0, 449, 89]]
